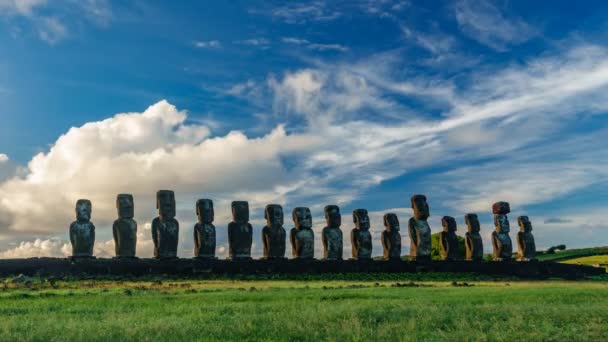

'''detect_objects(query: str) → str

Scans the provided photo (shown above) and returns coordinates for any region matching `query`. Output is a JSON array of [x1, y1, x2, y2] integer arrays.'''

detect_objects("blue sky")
[[0, 0, 607, 258]]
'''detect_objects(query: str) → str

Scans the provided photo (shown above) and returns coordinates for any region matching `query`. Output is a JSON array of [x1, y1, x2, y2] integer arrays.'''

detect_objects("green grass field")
[[537, 246, 608, 262], [1, 275, 607, 341]]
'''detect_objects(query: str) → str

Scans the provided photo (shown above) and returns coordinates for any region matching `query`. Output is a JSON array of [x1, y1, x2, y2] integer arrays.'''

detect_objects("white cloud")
[[194, 40, 221, 48], [38, 17, 67, 44], [455, 0, 538, 51], [0, 0, 46, 16], [235, 38, 270, 46], [0, 154, 8, 163], [281, 37, 348, 52], [227, 80, 256, 96], [0, 100, 320, 236]]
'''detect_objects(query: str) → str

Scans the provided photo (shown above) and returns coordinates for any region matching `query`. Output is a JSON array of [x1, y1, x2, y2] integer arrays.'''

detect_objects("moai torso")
[[262, 204, 286, 259], [408, 194, 432, 261], [382, 213, 402, 260], [228, 201, 253, 259], [517, 216, 537, 261], [322, 205, 343, 260], [152, 190, 179, 259], [194, 199, 216, 259], [440, 216, 459, 261], [290, 207, 314, 259], [351, 209, 372, 260], [464, 213, 484, 261], [491, 202, 512, 262], [70, 199, 95, 258], [113, 194, 137, 258]]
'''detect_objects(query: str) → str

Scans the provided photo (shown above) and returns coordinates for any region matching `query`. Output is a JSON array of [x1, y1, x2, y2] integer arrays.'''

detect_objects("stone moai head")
[[116, 194, 134, 219], [265, 204, 284, 227], [324, 205, 341, 228], [292, 207, 312, 230], [411, 194, 430, 220], [384, 213, 400, 232], [76, 199, 92, 222], [442, 216, 457, 233], [518, 216, 532, 232], [232, 201, 249, 223], [157, 190, 176, 219], [492, 201, 510, 233], [353, 209, 370, 231], [196, 199, 214, 224], [464, 213, 480, 233]]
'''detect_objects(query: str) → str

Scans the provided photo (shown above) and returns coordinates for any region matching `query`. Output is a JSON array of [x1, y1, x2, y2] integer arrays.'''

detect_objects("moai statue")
[[228, 201, 253, 259], [262, 204, 286, 259], [491, 201, 512, 262], [113, 194, 137, 258], [69, 199, 95, 258], [322, 205, 343, 260], [290, 207, 314, 259], [151, 190, 179, 259], [464, 213, 484, 261], [440, 216, 459, 261], [351, 209, 373, 260], [517, 216, 537, 261], [408, 194, 432, 261], [193, 199, 216, 259], [381, 213, 402, 260]]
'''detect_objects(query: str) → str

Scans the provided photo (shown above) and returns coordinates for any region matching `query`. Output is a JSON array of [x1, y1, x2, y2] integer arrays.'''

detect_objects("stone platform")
[[0, 258, 604, 279]]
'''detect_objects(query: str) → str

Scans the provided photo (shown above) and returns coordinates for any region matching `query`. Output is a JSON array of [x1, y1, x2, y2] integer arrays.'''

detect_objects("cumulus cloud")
[[0, 154, 8, 163], [0, 100, 319, 237]]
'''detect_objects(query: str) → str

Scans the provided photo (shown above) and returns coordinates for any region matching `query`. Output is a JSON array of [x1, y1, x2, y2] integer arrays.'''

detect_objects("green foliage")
[[538, 246, 608, 261], [0, 280, 607, 340], [430, 232, 466, 260]]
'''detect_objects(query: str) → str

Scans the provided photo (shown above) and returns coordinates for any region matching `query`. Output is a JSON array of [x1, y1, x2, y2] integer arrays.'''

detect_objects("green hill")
[[538, 246, 608, 262]]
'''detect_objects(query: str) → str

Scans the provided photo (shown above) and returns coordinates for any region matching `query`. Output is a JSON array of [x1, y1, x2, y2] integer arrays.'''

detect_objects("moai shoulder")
[[290, 207, 314, 259], [382, 213, 402, 260], [70, 199, 95, 259], [351, 209, 372, 260], [408, 194, 432, 261], [113, 194, 137, 258], [262, 204, 286, 259], [322, 205, 343, 260], [491, 201, 512, 262], [228, 201, 253, 260], [194, 199, 216, 259], [152, 190, 179, 259], [464, 213, 483, 261], [517, 216, 537, 261], [440, 216, 459, 261]]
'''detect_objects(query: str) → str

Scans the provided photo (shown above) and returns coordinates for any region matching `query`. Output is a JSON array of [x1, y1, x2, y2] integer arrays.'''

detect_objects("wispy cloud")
[[234, 38, 271, 48], [281, 37, 348, 52], [194, 40, 221, 48], [455, 0, 538, 51], [37, 17, 67, 44]]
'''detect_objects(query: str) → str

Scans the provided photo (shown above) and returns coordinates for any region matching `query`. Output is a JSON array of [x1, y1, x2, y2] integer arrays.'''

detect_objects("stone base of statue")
[[155, 256, 179, 261], [69, 255, 96, 261], [410, 256, 431, 262], [194, 256, 217, 260], [229, 256, 252, 261], [0, 258, 603, 279], [112, 256, 139, 260], [262, 256, 287, 260]]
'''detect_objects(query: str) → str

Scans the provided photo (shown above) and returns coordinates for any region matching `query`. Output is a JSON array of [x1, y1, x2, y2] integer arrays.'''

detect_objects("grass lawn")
[[1, 275, 607, 341]]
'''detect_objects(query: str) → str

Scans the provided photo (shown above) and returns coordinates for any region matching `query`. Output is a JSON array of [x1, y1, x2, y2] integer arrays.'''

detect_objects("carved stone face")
[[442, 216, 457, 232], [157, 190, 176, 218], [492, 202, 511, 215], [518, 216, 532, 232], [265, 204, 284, 226], [465, 213, 480, 233], [293, 207, 312, 229], [384, 213, 400, 232], [494, 214, 510, 233], [116, 194, 134, 219], [324, 205, 341, 227], [232, 201, 249, 223], [76, 199, 92, 222], [411, 194, 429, 220], [196, 199, 214, 224], [353, 209, 370, 231]]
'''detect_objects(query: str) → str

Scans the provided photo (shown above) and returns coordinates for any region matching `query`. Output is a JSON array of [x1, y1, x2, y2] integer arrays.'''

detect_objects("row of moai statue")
[[69, 192, 536, 261]]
